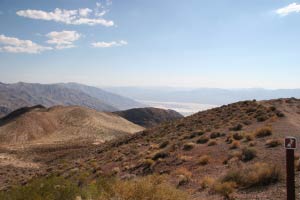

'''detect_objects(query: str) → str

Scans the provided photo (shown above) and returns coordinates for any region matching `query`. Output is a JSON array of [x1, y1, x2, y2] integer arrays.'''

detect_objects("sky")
[[0, 0, 300, 89]]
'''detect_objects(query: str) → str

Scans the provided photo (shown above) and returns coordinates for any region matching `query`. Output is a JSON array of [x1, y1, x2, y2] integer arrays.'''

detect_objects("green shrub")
[[0, 176, 79, 200]]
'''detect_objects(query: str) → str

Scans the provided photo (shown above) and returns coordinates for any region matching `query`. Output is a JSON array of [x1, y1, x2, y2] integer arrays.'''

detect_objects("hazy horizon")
[[1, 0, 300, 89]]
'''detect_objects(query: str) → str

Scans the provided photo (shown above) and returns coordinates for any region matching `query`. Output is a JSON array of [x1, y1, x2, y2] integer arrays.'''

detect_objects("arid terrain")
[[0, 98, 300, 200]]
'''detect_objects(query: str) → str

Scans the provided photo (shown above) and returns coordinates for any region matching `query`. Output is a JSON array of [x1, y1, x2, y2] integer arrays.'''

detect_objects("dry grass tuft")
[[229, 141, 240, 149], [222, 162, 281, 188], [265, 139, 282, 148], [255, 127, 272, 138], [198, 155, 210, 165], [183, 142, 195, 151]]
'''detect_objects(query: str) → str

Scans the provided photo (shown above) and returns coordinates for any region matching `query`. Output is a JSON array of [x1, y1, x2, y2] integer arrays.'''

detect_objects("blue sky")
[[0, 0, 300, 88]]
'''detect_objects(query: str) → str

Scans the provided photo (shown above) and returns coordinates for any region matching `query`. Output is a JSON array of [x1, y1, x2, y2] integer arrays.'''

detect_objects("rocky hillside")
[[0, 105, 144, 145], [114, 107, 183, 127], [1, 98, 300, 200]]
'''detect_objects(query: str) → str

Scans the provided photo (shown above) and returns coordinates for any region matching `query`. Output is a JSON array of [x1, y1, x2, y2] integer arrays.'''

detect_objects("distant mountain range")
[[104, 87, 300, 105], [0, 82, 144, 117]]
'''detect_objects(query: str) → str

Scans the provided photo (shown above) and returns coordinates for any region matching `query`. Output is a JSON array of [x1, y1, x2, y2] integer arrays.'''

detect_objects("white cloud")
[[276, 3, 300, 16], [16, 7, 114, 26], [46, 30, 81, 49], [91, 40, 128, 48], [0, 34, 52, 54], [79, 8, 92, 17]]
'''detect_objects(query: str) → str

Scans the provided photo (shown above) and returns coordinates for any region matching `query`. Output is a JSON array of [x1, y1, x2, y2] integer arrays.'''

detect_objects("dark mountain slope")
[[0, 82, 117, 114], [60, 83, 144, 110], [114, 107, 183, 127]]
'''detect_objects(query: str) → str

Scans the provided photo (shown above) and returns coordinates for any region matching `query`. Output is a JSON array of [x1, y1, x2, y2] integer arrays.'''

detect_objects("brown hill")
[[0, 105, 144, 146], [114, 107, 183, 127], [1, 98, 300, 200]]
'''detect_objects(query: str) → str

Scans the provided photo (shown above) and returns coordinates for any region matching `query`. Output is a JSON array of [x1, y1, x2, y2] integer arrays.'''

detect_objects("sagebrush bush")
[[159, 141, 169, 149], [183, 142, 195, 151], [174, 168, 193, 186], [0, 175, 188, 200], [222, 162, 281, 188], [240, 147, 257, 162], [0, 176, 79, 200], [265, 139, 282, 148], [213, 181, 236, 200], [244, 133, 254, 142], [198, 155, 210, 165], [229, 124, 243, 131], [201, 176, 215, 189], [229, 141, 240, 149], [255, 127, 272, 138], [210, 132, 221, 139], [152, 151, 169, 160], [197, 136, 209, 144], [233, 132, 244, 140]]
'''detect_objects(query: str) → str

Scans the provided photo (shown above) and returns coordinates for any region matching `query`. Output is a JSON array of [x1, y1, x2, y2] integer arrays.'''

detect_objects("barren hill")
[[114, 107, 183, 127], [0, 105, 144, 146], [1, 98, 300, 200]]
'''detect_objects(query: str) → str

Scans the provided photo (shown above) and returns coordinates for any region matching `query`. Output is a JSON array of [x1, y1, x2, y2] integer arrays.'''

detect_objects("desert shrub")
[[101, 175, 188, 200], [0, 176, 79, 200], [210, 132, 221, 139], [174, 168, 193, 186], [183, 142, 195, 151], [244, 133, 254, 142], [254, 127, 272, 138], [229, 141, 240, 149], [189, 131, 204, 138], [226, 135, 234, 144], [229, 124, 243, 131], [222, 162, 281, 188], [197, 136, 209, 144], [256, 115, 268, 122], [240, 147, 257, 162], [159, 141, 169, 149], [213, 181, 237, 200], [232, 132, 244, 140], [248, 141, 256, 147], [276, 111, 285, 117], [265, 139, 282, 148], [200, 176, 215, 189], [0, 175, 189, 200], [142, 159, 155, 169], [152, 151, 169, 160], [208, 140, 217, 146], [198, 155, 210, 165]]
